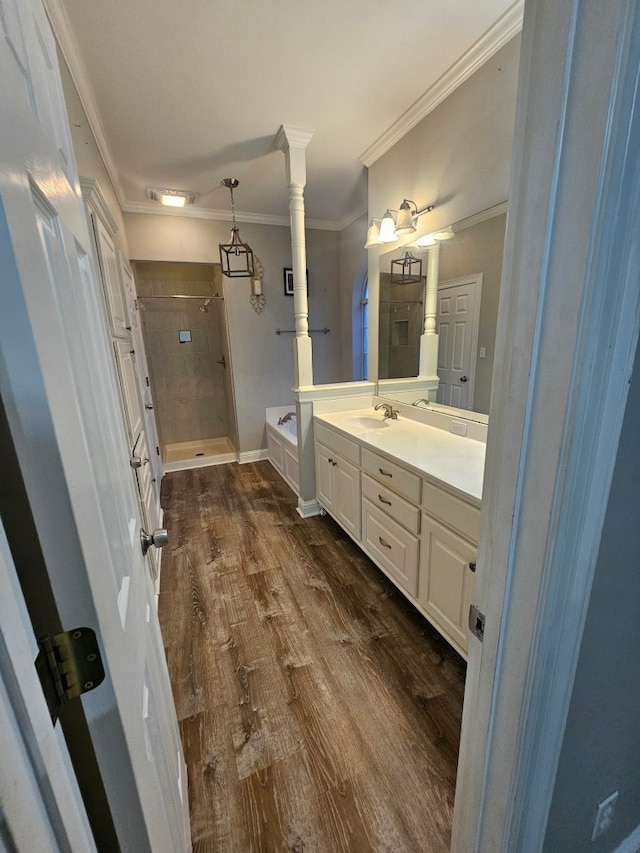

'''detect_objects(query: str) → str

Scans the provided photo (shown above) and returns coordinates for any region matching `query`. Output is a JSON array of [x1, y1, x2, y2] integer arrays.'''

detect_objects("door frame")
[[437, 273, 483, 409], [452, 0, 640, 849]]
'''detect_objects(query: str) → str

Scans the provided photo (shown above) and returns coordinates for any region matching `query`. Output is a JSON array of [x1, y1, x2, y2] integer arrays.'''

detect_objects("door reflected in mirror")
[[377, 203, 507, 416]]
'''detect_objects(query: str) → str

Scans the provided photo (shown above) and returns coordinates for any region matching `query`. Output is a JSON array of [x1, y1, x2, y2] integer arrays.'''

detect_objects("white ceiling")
[[47, 0, 522, 229]]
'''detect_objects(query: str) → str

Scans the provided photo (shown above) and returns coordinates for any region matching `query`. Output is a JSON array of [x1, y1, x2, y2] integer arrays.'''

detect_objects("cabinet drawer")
[[422, 478, 480, 543], [361, 447, 421, 504], [362, 498, 419, 596], [314, 421, 360, 465], [362, 473, 420, 534]]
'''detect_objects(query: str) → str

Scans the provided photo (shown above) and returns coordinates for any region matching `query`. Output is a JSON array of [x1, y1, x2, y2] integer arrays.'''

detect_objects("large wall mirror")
[[377, 202, 507, 417]]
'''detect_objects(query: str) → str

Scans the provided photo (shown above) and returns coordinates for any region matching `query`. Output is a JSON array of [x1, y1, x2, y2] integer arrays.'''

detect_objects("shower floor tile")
[[163, 437, 236, 472]]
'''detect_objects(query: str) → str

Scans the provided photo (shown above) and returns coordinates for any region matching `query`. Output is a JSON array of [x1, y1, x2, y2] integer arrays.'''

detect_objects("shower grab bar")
[[275, 327, 330, 335]]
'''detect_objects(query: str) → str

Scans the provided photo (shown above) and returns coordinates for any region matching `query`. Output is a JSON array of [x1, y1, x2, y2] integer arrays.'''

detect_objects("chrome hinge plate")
[[35, 627, 105, 724], [469, 604, 485, 642]]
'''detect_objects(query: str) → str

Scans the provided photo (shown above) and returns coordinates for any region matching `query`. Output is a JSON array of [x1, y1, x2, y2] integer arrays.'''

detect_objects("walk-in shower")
[[133, 262, 238, 471]]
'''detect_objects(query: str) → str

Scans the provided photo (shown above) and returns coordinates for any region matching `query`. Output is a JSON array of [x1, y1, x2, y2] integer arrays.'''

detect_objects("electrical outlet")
[[592, 791, 618, 841], [450, 419, 468, 437]]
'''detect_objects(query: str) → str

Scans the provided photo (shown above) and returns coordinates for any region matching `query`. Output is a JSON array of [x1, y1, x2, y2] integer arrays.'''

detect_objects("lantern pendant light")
[[219, 178, 255, 278]]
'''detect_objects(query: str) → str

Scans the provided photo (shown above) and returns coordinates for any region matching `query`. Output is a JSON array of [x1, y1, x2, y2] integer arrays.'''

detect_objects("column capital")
[[274, 125, 314, 153]]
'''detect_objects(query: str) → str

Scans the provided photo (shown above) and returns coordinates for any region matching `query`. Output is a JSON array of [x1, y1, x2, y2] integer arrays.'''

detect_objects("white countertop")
[[314, 408, 486, 502]]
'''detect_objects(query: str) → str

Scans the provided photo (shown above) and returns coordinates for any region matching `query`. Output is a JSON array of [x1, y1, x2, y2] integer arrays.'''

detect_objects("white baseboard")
[[614, 824, 640, 853], [238, 449, 269, 464], [296, 498, 322, 518]]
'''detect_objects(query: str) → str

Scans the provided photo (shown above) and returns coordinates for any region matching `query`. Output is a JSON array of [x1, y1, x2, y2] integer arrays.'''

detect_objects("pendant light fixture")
[[219, 178, 255, 278], [390, 251, 423, 285]]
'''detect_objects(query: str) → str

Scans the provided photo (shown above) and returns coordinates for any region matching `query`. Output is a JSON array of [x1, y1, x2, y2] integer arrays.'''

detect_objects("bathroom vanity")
[[313, 407, 485, 658]]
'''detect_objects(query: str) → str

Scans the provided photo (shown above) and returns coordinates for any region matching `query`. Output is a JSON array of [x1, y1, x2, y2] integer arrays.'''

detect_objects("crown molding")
[[43, 0, 127, 209], [359, 0, 524, 168], [121, 200, 344, 231]]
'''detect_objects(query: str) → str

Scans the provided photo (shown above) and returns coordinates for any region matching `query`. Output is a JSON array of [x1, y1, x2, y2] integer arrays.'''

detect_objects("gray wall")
[[124, 213, 342, 453], [367, 36, 520, 390], [338, 214, 368, 381], [543, 345, 640, 851], [368, 36, 520, 242], [438, 212, 506, 414]]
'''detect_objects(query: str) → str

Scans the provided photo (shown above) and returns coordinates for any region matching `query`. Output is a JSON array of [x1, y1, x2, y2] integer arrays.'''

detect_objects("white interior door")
[[0, 0, 189, 848], [0, 519, 96, 852], [436, 274, 482, 409]]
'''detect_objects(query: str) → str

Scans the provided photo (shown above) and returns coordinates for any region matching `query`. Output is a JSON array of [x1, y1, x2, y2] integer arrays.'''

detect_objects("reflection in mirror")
[[377, 203, 507, 416]]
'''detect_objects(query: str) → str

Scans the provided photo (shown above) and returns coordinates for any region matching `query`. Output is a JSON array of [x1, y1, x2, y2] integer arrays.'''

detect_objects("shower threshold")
[[163, 437, 237, 472]]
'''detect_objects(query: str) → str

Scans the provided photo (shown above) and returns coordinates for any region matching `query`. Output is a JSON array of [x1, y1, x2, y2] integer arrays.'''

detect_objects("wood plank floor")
[[158, 461, 466, 853]]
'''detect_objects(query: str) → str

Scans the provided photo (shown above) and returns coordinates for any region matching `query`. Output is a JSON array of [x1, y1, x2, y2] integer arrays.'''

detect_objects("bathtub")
[[265, 406, 299, 496]]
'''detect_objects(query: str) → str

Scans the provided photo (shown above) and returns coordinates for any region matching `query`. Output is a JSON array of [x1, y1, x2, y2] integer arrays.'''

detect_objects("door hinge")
[[35, 627, 105, 725], [469, 604, 485, 642]]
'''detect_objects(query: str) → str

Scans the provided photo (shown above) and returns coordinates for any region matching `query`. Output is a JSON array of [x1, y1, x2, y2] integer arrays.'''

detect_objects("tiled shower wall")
[[133, 261, 230, 447]]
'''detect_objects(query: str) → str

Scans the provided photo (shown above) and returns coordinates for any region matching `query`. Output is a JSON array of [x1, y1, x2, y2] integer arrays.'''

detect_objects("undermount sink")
[[345, 415, 389, 430]]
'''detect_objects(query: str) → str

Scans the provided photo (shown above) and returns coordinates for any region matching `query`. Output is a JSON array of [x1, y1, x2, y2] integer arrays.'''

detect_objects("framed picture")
[[283, 268, 308, 296]]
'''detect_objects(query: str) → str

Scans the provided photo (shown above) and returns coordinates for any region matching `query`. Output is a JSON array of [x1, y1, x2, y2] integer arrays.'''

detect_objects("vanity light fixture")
[[390, 250, 423, 285], [411, 226, 455, 248], [218, 178, 256, 278], [146, 187, 199, 208], [364, 199, 434, 247], [365, 219, 383, 247]]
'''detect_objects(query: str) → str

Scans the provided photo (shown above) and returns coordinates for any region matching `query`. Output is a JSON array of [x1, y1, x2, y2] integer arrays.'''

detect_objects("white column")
[[275, 125, 318, 517], [275, 125, 314, 388], [418, 243, 440, 378]]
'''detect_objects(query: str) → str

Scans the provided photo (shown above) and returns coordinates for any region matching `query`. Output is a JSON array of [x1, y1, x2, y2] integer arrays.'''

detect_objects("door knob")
[[460, 375, 468, 383], [140, 528, 168, 556]]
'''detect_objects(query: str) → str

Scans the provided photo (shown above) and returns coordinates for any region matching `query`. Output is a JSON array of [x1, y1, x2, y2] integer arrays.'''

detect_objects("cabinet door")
[[335, 455, 361, 541], [315, 441, 336, 513], [419, 513, 476, 655]]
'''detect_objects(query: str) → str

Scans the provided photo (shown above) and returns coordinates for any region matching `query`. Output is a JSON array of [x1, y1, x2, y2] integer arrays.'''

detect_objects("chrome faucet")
[[412, 398, 430, 408], [374, 402, 398, 420], [278, 411, 296, 425]]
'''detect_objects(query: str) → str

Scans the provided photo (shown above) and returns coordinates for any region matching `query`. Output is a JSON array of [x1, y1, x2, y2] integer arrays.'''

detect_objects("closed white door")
[[436, 274, 482, 409], [0, 0, 189, 848]]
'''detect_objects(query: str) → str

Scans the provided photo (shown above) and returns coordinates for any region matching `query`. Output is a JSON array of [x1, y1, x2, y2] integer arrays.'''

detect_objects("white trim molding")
[[44, 0, 127, 210], [238, 449, 269, 464], [359, 1, 524, 167], [452, 0, 640, 850]]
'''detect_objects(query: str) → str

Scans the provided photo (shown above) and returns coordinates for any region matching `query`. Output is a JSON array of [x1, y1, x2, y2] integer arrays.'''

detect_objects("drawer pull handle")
[[378, 494, 392, 506], [469, 562, 477, 572], [379, 468, 393, 478], [379, 536, 392, 549]]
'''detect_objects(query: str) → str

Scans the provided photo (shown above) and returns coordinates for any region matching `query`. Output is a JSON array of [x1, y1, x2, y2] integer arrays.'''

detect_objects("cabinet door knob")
[[378, 494, 392, 506], [469, 561, 477, 572]]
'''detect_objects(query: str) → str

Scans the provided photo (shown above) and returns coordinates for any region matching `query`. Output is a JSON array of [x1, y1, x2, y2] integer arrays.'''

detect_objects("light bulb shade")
[[390, 251, 423, 285], [378, 210, 398, 243], [434, 226, 455, 241], [364, 220, 382, 248], [219, 226, 256, 278], [394, 200, 417, 234], [413, 233, 437, 247]]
